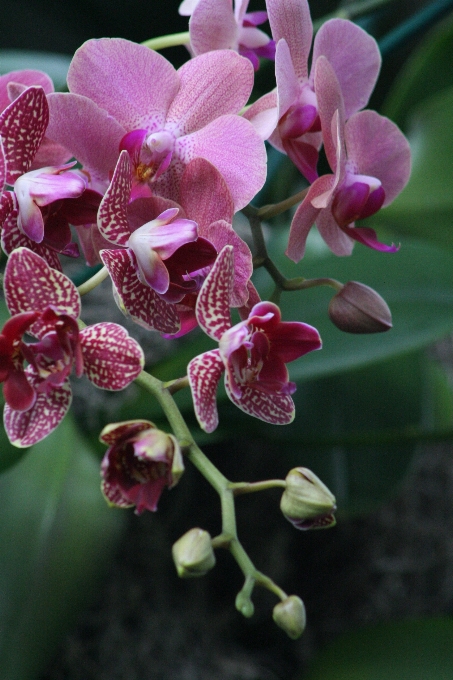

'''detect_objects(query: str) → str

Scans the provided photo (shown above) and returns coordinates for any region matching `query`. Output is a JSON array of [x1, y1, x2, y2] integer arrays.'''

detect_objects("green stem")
[[141, 31, 190, 51], [134, 368, 290, 611], [77, 266, 109, 295], [230, 479, 287, 496], [257, 187, 309, 220]]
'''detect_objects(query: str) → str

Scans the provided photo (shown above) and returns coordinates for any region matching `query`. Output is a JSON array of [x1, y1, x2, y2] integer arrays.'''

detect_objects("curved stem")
[[77, 266, 109, 295], [141, 31, 190, 51], [134, 368, 290, 612], [257, 187, 309, 220], [230, 479, 287, 496]]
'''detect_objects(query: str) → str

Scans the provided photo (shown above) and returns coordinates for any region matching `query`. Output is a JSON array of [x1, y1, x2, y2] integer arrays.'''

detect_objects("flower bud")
[[172, 528, 216, 578], [328, 281, 392, 334], [281, 467, 336, 530], [273, 596, 306, 639]]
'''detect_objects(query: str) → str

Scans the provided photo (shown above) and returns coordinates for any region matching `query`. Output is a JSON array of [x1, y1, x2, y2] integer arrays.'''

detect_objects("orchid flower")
[[0, 84, 101, 269], [286, 57, 411, 260], [180, 0, 275, 70], [0, 247, 144, 447], [188, 246, 321, 432], [245, 0, 381, 182], [100, 420, 184, 515], [46, 38, 267, 211]]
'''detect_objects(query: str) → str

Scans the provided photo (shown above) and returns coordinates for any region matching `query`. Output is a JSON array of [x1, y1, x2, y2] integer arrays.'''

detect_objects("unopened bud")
[[328, 281, 392, 334], [172, 528, 216, 578], [281, 467, 336, 530], [273, 596, 306, 639]]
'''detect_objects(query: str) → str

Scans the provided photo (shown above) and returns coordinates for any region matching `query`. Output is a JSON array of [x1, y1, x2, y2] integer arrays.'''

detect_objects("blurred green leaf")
[[0, 415, 125, 680], [383, 11, 453, 129], [373, 86, 453, 245], [0, 50, 70, 91], [302, 617, 453, 680]]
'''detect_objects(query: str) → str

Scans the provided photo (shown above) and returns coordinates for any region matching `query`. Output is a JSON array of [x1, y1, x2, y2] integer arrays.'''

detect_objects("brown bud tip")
[[273, 596, 306, 639], [328, 281, 392, 334]]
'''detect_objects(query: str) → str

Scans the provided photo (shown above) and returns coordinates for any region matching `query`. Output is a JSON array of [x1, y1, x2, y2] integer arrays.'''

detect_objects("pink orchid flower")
[[1, 247, 144, 447], [286, 57, 411, 260], [180, 0, 275, 70], [0, 84, 101, 269], [100, 420, 184, 515], [188, 246, 321, 432], [245, 0, 381, 181], [46, 38, 267, 211]]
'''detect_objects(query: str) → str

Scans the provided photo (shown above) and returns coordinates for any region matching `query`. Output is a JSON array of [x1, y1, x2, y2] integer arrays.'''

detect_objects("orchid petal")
[[179, 157, 234, 227], [275, 39, 301, 120], [167, 50, 253, 135], [0, 70, 54, 111], [0, 86, 48, 184], [266, 0, 312, 81], [188, 349, 224, 433], [312, 19, 381, 118], [4, 247, 81, 320], [67, 38, 179, 131], [344, 110, 411, 206], [100, 248, 180, 334], [314, 56, 346, 173], [224, 379, 295, 425], [341, 224, 399, 253], [242, 90, 278, 140], [286, 174, 335, 262], [1, 204, 63, 271], [196, 245, 233, 340], [179, 0, 200, 14], [189, 0, 238, 55], [316, 208, 354, 256], [80, 323, 144, 390], [4, 372, 72, 447], [98, 150, 132, 246], [180, 114, 266, 211], [47, 93, 126, 191]]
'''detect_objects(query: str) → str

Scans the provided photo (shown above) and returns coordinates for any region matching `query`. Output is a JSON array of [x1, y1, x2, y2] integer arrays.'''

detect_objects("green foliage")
[[0, 415, 125, 680], [302, 617, 453, 680]]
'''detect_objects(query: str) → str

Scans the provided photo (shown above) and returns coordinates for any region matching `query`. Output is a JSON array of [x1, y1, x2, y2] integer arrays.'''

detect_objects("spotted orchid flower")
[[0, 84, 101, 269], [180, 0, 275, 71], [188, 246, 321, 432], [46, 38, 267, 211], [100, 420, 184, 515], [245, 0, 381, 182], [0, 247, 144, 447], [286, 57, 411, 260]]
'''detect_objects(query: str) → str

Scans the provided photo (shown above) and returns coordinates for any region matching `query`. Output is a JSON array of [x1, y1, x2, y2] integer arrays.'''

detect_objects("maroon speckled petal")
[[100, 419, 155, 446], [0, 86, 49, 185], [188, 349, 224, 433], [4, 373, 72, 447], [3, 247, 80, 319], [1, 206, 62, 271], [195, 245, 233, 340], [224, 378, 295, 425], [97, 150, 132, 246], [100, 248, 180, 334], [0, 190, 15, 227], [80, 322, 144, 390]]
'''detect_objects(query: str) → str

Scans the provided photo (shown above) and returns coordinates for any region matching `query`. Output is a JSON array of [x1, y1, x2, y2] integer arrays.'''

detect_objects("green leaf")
[[0, 50, 71, 91], [275, 237, 453, 381], [373, 86, 453, 245], [303, 618, 453, 680], [0, 415, 125, 680], [383, 11, 453, 129]]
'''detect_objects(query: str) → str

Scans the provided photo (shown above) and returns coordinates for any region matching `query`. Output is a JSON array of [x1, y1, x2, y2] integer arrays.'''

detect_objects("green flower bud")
[[280, 467, 336, 530], [273, 596, 306, 639], [329, 281, 392, 334], [172, 528, 216, 578]]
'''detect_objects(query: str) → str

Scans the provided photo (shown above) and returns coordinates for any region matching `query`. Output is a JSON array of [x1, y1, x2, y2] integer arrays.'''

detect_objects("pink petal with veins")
[[312, 19, 381, 118], [167, 50, 253, 135], [4, 370, 72, 447], [4, 247, 81, 320], [266, 0, 312, 81], [80, 323, 144, 390], [67, 38, 179, 132], [188, 349, 225, 433], [195, 245, 233, 340], [0, 70, 54, 111], [189, 0, 238, 55], [0, 86, 48, 184]]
